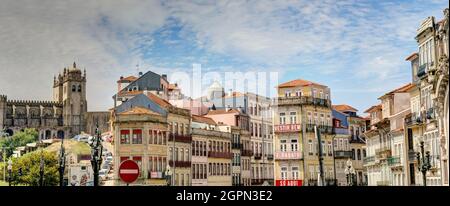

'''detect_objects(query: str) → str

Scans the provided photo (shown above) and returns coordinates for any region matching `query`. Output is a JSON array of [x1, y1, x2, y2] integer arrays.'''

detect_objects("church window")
[[78, 85, 82, 92], [72, 85, 76, 92]]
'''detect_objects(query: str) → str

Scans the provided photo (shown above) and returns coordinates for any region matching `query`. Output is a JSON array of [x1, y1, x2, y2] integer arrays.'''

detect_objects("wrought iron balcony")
[[376, 146, 392, 158], [267, 154, 274, 160], [169, 160, 191, 168], [232, 143, 243, 149], [334, 150, 353, 158], [332, 127, 349, 135], [388, 156, 401, 167], [274, 124, 301, 133], [275, 96, 331, 108], [254, 153, 262, 160], [168, 133, 192, 143], [363, 156, 375, 164], [405, 112, 423, 126], [208, 151, 233, 159], [306, 124, 332, 134], [241, 149, 253, 157], [275, 151, 303, 160]]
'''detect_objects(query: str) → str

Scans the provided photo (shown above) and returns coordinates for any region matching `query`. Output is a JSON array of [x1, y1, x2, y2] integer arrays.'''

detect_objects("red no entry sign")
[[119, 160, 140, 184]]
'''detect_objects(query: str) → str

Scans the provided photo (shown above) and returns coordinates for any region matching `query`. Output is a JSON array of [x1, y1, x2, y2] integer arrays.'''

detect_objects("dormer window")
[[128, 87, 133, 92], [133, 86, 138, 91]]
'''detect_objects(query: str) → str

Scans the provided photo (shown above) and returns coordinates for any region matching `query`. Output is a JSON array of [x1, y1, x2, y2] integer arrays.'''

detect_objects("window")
[[296, 90, 302, 96], [120, 130, 130, 144], [357, 149, 361, 160], [280, 140, 287, 152], [281, 167, 288, 180], [290, 112, 297, 124], [72, 85, 76, 92], [352, 149, 355, 160], [291, 167, 299, 180], [308, 140, 313, 155], [291, 139, 298, 151], [279, 113, 286, 125], [308, 112, 312, 124], [285, 90, 291, 97], [132, 129, 142, 144], [78, 85, 82, 92]]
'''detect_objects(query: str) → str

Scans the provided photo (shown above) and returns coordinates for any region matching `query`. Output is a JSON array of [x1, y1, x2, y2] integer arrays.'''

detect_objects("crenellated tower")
[[53, 62, 87, 137]]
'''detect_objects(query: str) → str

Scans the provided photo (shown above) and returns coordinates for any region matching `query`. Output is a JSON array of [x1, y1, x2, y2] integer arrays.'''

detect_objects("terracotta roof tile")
[[117, 76, 138, 83], [118, 106, 161, 116], [192, 115, 217, 125], [146, 92, 172, 108], [379, 83, 413, 99], [332, 104, 358, 112], [118, 90, 143, 97], [364, 104, 382, 113], [206, 109, 240, 115], [277, 79, 325, 88], [405, 52, 418, 61]]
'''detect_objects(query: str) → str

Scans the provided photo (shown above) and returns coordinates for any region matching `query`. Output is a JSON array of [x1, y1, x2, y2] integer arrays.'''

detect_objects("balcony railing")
[[363, 156, 375, 164], [267, 154, 274, 160], [274, 124, 301, 133], [232, 143, 243, 149], [332, 127, 349, 135], [275, 151, 303, 160], [275, 96, 331, 108], [349, 135, 365, 143], [306, 124, 332, 134], [376, 146, 392, 157], [417, 64, 427, 79], [334, 150, 353, 158], [208, 151, 233, 159], [254, 153, 262, 160], [405, 112, 423, 126], [168, 133, 192, 143], [169, 160, 191, 168], [388, 156, 401, 167], [241, 149, 253, 157]]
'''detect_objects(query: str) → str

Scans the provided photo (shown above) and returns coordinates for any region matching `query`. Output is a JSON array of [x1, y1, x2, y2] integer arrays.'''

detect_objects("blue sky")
[[0, 0, 448, 112]]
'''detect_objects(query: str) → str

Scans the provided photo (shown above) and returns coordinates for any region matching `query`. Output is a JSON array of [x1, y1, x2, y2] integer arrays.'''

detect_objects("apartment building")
[[273, 79, 335, 186]]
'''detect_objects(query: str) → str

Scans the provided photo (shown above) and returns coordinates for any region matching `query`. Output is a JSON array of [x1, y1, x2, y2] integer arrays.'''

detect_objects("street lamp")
[[416, 141, 431, 186], [7, 159, 12, 186], [344, 159, 356, 186], [90, 123, 103, 186], [59, 138, 66, 187], [165, 165, 172, 186]]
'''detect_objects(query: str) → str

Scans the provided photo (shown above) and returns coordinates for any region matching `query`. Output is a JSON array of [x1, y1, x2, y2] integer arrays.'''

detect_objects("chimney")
[[120, 76, 124, 80]]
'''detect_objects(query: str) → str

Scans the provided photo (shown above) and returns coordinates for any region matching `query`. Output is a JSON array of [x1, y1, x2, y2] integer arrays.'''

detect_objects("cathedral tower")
[[53, 62, 87, 137]]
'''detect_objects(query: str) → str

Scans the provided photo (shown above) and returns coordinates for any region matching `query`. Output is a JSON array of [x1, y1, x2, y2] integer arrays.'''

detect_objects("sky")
[[0, 0, 448, 113]]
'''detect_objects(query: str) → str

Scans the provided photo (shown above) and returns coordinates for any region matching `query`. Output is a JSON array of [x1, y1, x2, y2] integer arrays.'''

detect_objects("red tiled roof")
[[379, 83, 413, 99], [405, 52, 418, 61], [332, 104, 358, 112], [146, 92, 172, 108], [225, 91, 245, 98], [192, 115, 217, 125], [364, 104, 382, 113], [118, 90, 143, 97], [117, 76, 138, 83], [277, 79, 325, 88], [118, 106, 161, 116], [206, 109, 240, 115]]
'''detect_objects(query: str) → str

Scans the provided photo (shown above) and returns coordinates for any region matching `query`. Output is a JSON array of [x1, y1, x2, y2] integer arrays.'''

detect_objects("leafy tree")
[[0, 128, 38, 158], [10, 150, 59, 186]]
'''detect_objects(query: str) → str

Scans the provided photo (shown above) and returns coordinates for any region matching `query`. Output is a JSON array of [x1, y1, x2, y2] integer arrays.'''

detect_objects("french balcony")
[[275, 151, 303, 160], [168, 133, 192, 143], [267, 154, 274, 160], [376, 146, 391, 159], [274, 124, 301, 133], [169, 160, 191, 168], [334, 150, 353, 159], [241, 149, 253, 157], [275, 96, 331, 108], [208, 151, 233, 159]]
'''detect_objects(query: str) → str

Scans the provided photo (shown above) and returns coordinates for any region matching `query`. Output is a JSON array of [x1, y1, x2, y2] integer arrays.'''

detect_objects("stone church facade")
[[0, 62, 107, 139]]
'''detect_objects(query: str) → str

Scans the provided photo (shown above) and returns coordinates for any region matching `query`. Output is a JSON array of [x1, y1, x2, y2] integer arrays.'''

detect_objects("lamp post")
[[90, 123, 103, 186], [59, 138, 66, 186], [7, 159, 12, 186], [416, 141, 431, 186], [39, 141, 44, 186], [165, 165, 172, 186], [344, 159, 356, 186]]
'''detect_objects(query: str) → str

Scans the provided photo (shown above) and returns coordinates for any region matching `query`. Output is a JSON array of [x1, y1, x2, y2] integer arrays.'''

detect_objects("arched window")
[[351, 149, 355, 160], [357, 149, 361, 160], [72, 85, 76, 92], [78, 85, 82, 92]]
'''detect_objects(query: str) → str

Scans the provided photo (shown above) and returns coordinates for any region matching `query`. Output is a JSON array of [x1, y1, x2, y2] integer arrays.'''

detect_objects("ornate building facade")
[[0, 62, 101, 139]]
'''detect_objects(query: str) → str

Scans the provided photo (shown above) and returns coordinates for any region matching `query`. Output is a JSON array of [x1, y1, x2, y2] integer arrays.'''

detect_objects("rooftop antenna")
[[136, 62, 140, 77]]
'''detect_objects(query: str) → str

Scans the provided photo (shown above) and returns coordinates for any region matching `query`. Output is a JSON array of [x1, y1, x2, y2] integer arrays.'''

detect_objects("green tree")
[[10, 150, 59, 186], [0, 128, 38, 158]]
